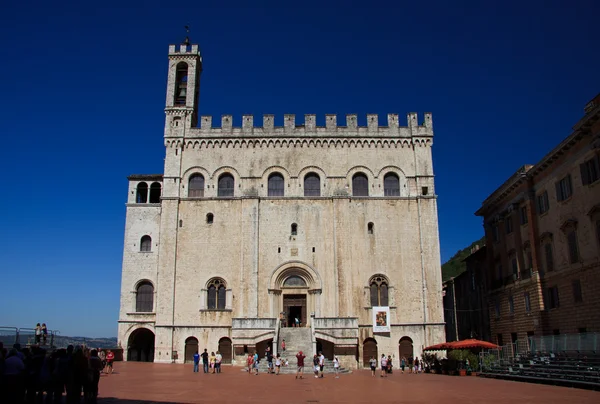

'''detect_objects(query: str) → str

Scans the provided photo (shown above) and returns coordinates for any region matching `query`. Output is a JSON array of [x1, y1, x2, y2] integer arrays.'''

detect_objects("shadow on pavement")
[[99, 399, 184, 404]]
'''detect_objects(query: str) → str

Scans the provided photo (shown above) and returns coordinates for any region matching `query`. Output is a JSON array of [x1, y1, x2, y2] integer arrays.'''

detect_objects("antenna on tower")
[[182, 25, 190, 46]]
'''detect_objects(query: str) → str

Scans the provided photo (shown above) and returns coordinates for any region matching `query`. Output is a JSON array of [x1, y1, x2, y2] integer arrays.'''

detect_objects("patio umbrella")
[[447, 339, 499, 349], [423, 342, 452, 351]]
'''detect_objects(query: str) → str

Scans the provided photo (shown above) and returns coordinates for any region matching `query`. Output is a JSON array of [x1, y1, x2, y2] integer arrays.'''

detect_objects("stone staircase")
[[244, 328, 351, 374]]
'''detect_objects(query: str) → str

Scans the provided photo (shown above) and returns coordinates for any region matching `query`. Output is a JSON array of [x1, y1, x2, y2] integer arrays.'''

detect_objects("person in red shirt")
[[295, 350, 306, 379], [105, 350, 115, 374]]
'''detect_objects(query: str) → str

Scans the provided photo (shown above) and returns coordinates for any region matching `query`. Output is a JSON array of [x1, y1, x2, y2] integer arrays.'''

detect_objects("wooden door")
[[184, 338, 198, 363], [219, 338, 232, 364], [399, 337, 413, 361], [363, 339, 378, 367]]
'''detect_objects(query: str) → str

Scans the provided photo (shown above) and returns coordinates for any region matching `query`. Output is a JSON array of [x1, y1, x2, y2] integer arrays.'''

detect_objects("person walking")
[[295, 350, 306, 379], [201, 349, 209, 373], [193, 351, 200, 373], [414, 356, 420, 374], [318, 351, 325, 378], [215, 351, 222, 373], [275, 353, 282, 375], [253, 351, 259, 375], [400, 357, 406, 374], [333, 356, 340, 378], [281, 339, 286, 352], [369, 356, 377, 376], [380, 354, 388, 377], [105, 350, 115, 374]]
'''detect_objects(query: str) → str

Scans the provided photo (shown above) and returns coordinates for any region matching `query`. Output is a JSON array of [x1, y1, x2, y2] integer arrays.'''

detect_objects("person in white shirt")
[[380, 354, 388, 377], [215, 351, 223, 373], [333, 356, 340, 378], [318, 352, 325, 378]]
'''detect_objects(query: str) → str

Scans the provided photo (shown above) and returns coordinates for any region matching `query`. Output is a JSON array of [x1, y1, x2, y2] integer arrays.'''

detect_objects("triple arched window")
[[189, 174, 205, 197], [353, 173, 369, 196], [304, 173, 321, 196], [268, 173, 285, 196], [369, 276, 389, 307], [207, 278, 227, 310], [136, 281, 154, 312]]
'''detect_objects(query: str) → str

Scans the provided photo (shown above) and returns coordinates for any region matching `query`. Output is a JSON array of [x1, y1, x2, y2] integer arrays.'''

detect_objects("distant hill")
[[441, 236, 485, 282]]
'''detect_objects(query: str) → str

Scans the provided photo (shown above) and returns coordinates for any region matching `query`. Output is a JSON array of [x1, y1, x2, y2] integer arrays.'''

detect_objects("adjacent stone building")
[[475, 94, 600, 348], [117, 41, 445, 368]]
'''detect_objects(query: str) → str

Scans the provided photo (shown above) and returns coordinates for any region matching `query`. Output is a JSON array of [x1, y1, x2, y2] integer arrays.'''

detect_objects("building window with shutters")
[[369, 275, 389, 307], [520, 206, 528, 225], [508, 295, 514, 314], [207, 278, 227, 310], [188, 174, 205, 197], [555, 174, 573, 202], [567, 230, 579, 264], [383, 173, 400, 196], [303, 173, 321, 196], [505, 216, 513, 234], [546, 286, 560, 310], [524, 292, 531, 312], [580, 154, 600, 185], [217, 174, 235, 197], [537, 191, 549, 215], [544, 243, 554, 272], [268, 173, 285, 196], [572, 279, 583, 303], [352, 173, 369, 196]]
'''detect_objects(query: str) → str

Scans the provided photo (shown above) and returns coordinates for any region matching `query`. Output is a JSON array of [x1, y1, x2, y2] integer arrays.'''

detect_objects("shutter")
[[544, 191, 549, 210], [567, 174, 572, 197], [555, 181, 562, 202], [580, 163, 590, 186], [594, 154, 600, 182]]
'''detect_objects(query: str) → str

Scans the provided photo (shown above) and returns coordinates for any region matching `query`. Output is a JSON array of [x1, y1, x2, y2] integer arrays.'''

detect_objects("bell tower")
[[164, 39, 202, 133]]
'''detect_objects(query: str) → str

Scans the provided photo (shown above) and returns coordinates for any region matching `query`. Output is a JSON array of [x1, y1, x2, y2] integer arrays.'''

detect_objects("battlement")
[[168, 43, 201, 57], [187, 113, 433, 137]]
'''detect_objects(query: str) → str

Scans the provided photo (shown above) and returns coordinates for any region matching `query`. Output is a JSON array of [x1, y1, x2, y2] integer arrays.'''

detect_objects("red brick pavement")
[[98, 362, 600, 404]]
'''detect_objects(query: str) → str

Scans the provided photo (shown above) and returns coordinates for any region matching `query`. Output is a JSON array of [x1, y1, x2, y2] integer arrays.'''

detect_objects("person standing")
[[35, 323, 42, 344], [318, 351, 325, 378], [333, 356, 340, 378], [295, 350, 306, 379], [98, 349, 106, 374], [105, 350, 115, 374], [87, 349, 104, 403], [400, 357, 406, 374], [312, 354, 319, 378], [413, 356, 419, 374], [193, 351, 200, 373], [41, 323, 48, 345], [369, 356, 377, 376], [294, 317, 300, 328], [253, 351, 259, 375], [201, 349, 209, 373], [246, 353, 253, 374], [380, 354, 388, 377], [281, 339, 286, 352], [265, 347, 273, 374], [275, 353, 281, 375], [215, 351, 222, 374], [408, 356, 413, 373]]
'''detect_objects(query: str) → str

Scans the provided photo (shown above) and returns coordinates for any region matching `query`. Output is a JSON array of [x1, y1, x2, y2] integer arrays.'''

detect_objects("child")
[[333, 356, 340, 378], [275, 353, 281, 375]]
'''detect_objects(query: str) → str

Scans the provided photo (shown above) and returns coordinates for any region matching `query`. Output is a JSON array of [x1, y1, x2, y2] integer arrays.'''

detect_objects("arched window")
[[383, 173, 400, 196], [268, 173, 285, 196], [283, 275, 307, 288], [352, 173, 369, 196], [189, 174, 205, 198], [218, 174, 235, 197], [206, 213, 214, 224], [149, 182, 161, 203], [369, 276, 389, 307], [136, 182, 148, 203], [174, 62, 188, 105], [207, 278, 227, 310], [136, 281, 154, 312], [304, 173, 321, 197], [140, 235, 152, 252], [291, 223, 298, 235], [368, 222, 374, 234]]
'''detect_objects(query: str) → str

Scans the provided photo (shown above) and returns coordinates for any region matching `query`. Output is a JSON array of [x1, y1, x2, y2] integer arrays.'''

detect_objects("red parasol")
[[446, 339, 499, 349], [423, 342, 452, 351]]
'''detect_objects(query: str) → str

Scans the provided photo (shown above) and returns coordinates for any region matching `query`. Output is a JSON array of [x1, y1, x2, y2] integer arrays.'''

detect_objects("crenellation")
[[424, 112, 433, 129], [201, 115, 212, 129], [243, 114, 253, 131], [346, 114, 357, 130], [367, 114, 378, 131], [326, 114, 337, 130], [388, 113, 399, 128], [263, 114, 274, 130], [284, 114, 295, 132], [222, 115, 232, 131], [305, 114, 316, 131], [407, 112, 418, 128]]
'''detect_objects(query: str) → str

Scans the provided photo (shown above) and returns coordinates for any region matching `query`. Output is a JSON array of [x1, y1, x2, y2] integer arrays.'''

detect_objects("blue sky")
[[0, 0, 598, 338]]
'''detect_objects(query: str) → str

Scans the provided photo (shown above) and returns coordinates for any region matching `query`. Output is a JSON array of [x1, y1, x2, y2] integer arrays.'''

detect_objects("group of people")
[[369, 354, 423, 377], [192, 349, 223, 373], [34, 323, 49, 345], [242, 348, 341, 378], [0, 341, 115, 404]]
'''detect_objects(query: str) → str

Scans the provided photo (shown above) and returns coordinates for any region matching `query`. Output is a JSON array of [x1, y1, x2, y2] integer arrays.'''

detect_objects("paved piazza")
[[97, 362, 599, 403]]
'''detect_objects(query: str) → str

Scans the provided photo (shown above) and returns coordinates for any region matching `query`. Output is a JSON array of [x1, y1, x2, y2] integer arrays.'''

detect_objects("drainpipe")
[[452, 279, 458, 341]]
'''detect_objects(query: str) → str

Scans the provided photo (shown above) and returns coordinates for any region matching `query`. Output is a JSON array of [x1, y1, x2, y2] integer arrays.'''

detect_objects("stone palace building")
[[117, 41, 445, 369]]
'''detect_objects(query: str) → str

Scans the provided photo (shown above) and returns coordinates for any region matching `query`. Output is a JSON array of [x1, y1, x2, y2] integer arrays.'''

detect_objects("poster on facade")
[[372, 306, 391, 333]]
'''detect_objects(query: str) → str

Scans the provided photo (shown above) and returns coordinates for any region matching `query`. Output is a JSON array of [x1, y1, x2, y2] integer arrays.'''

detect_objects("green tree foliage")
[[441, 236, 485, 281]]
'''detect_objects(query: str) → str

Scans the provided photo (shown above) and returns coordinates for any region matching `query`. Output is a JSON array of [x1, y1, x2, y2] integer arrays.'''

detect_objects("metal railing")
[[0, 326, 57, 348]]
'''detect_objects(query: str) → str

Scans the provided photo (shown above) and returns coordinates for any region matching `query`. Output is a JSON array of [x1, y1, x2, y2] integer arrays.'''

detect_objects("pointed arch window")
[[352, 173, 369, 196], [383, 173, 400, 196], [136, 281, 154, 312], [207, 278, 227, 310], [369, 276, 389, 307], [304, 173, 321, 196], [174, 62, 188, 105], [268, 173, 285, 196], [189, 174, 205, 197], [136, 182, 148, 203], [140, 235, 152, 252], [218, 174, 235, 197]]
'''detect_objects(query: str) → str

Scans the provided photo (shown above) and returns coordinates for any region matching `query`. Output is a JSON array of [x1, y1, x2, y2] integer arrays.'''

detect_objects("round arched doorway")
[[399, 336, 414, 361], [218, 337, 232, 364], [362, 338, 378, 368], [127, 328, 155, 362], [184, 337, 198, 363]]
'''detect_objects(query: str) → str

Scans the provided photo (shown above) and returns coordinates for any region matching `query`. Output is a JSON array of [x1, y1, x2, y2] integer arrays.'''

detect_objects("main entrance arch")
[[399, 336, 414, 360], [269, 261, 322, 325], [218, 337, 232, 364], [127, 328, 155, 362]]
